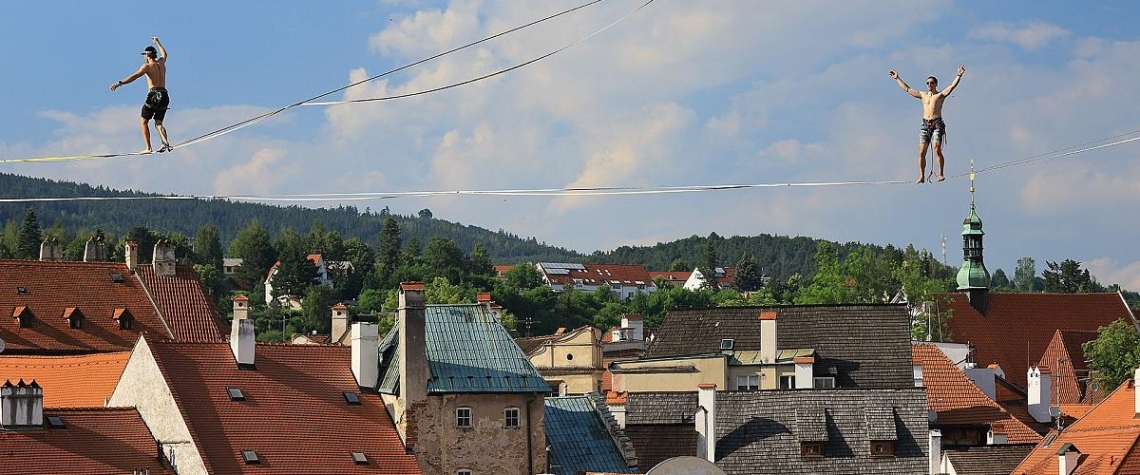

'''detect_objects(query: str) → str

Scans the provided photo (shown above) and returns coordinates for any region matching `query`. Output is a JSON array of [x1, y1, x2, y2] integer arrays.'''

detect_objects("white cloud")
[[1086, 257, 1140, 290], [214, 148, 296, 196], [969, 21, 1070, 51]]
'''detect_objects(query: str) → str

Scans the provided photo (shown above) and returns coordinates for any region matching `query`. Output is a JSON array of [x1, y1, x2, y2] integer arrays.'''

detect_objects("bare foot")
[[937, 174, 945, 182], [916, 176, 925, 184], [139, 149, 153, 155]]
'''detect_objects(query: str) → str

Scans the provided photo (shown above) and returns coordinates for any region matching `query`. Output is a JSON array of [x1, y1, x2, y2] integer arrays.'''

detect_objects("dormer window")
[[63, 307, 83, 329], [13, 305, 33, 328], [112, 307, 133, 330]]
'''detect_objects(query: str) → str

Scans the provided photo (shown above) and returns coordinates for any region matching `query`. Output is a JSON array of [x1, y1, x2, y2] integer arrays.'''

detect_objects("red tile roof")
[[0, 352, 130, 407], [942, 292, 1133, 389], [0, 407, 175, 474], [1012, 379, 1140, 474], [913, 343, 1041, 444], [540, 264, 652, 287], [492, 264, 516, 276], [0, 259, 173, 353], [148, 340, 421, 474], [135, 265, 227, 342], [647, 271, 690, 283], [1038, 330, 1100, 406]]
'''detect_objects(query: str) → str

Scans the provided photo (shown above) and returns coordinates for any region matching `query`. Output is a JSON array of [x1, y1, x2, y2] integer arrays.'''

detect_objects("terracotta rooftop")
[[0, 407, 174, 474], [147, 340, 421, 474], [942, 292, 1133, 389], [1037, 329, 1102, 406], [0, 352, 130, 407], [912, 343, 1041, 444], [538, 263, 653, 287], [135, 264, 227, 342], [0, 259, 173, 353], [1012, 378, 1140, 474]]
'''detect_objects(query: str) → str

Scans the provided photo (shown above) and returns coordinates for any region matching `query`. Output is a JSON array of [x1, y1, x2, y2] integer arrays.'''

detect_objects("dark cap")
[[141, 46, 157, 56]]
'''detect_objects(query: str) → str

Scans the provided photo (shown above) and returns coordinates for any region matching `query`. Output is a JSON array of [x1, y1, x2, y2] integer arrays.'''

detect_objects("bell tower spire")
[[956, 159, 990, 313]]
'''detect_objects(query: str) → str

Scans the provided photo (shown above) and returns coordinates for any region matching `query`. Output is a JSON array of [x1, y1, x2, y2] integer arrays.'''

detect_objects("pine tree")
[[16, 209, 42, 260], [193, 223, 224, 270]]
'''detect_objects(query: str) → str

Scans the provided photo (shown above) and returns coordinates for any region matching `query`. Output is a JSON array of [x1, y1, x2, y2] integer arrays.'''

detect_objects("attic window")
[[64, 307, 84, 329], [871, 441, 895, 457], [110, 273, 125, 283], [16, 286, 27, 295], [801, 441, 825, 458], [13, 305, 33, 328], [112, 307, 133, 330], [343, 391, 361, 405], [241, 450, 260, 464], [46, 416, 65, 428], [351, 452, 368, 465], [227, 387, 246, 401], [720, 338, 735, 350]]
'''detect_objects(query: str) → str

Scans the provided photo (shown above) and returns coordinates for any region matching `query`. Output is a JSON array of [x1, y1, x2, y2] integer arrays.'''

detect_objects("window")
[[779, 375, 795, 389], [736, 375, 759, 391], [457, 470, 472, 475], [456, 407, 472, 428], [813, 377, 836, 389], [343, 391, 361, 405], [566, 353, 574, 361], [241, 450, 260, 464], [801, 441, 825, 457], [870, 441, 895, 456], [351, 452, 368, 464], [226, 387, 245, 401], [504, 407, 520, 428]]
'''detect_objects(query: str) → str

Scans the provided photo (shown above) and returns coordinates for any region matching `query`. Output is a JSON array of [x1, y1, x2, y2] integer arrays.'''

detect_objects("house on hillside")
[[263, 253, 332, 305], [648, 270, 690, 288], [683, 266, 738, 291], [375, 283, 549, 475], [536, 262, 657, 300]]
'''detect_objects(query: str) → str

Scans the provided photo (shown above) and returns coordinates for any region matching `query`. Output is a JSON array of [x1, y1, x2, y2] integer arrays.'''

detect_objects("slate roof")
[[0, 407, 175, 474], [942, 444, 1035, 475], [942, 292, 1133, 389], [545, 395, 638, 475], [646, 305, 915, 389], [625, 389, 929, 474], [0, 259, 173, 353], [148, 340, 422, 474], [135, 265, 227, 341], [1038, 329, 1101, 405], [1012, 378, 1140, 474], [378, 304, 549, 394], [0, 352, 130, 407], [912, 343, 1041, 444]]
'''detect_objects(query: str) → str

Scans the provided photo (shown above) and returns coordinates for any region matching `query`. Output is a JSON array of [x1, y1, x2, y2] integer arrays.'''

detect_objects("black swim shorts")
[[142, 87, 170, 121]]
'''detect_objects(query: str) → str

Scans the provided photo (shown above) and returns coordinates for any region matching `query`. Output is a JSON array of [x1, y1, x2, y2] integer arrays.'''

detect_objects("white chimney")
[[125, 241, 139, 271], [232, 295, 249, 321], [84, 235, 108, 262], [622, 314, 644, 341], [794, 356, 814, 389], [914, 364, 925, 387], [695, 383, 717, 464], [759, 311, 777, 363], [39, 238, 63, 261], [1134, 368, 1140, 416], [230, 318, 255, 366], [331, 303, 349, 343], [1057, 443, 1079, 475], [929, 429, 942, 475], [987, 427, 1007, 445], [351, 323, 379, 388], [1027, 366, 1053, 424], [1, 380, 43, 427]]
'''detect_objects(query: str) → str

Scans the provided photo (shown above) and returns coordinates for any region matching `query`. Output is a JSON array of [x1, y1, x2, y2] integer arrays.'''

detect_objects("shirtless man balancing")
[[889, 65, 965, 182], [110, 37, 171, 154]]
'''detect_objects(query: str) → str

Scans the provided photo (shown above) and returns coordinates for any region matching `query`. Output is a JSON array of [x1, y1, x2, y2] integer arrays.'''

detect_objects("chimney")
[[1027, 366, 1053, 424], [476, 292, 492, 304], [929, 429, 942, 475], [987, 426, 1007, 445], [759, 311, 777, 363], [794, 356, 814, 389], [399, 282, 428, 405], [232, 295, 249, 321], [351, 323, 379, 388], [125, 241, 139, 271], [153, 240, 177, 276], [230, 317, 255, 366], [39, 238, 63, 261], [1057, 443, 1079, 475], [1134, 368, 1140, 416], [622, 314, 644, 341], [331, 303, 349, 343], [695, 383, 717, 464], [1, 380, 44, 428], [963, 365, 998, 400], [84, 235, 107, 262]]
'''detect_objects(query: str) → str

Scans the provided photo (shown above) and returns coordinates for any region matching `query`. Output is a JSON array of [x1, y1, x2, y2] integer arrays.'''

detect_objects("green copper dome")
[[957, 206, 990, 290]]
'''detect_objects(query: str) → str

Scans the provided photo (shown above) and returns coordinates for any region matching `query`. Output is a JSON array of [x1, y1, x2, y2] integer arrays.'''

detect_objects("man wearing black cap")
[[110, 37, 171, 154]]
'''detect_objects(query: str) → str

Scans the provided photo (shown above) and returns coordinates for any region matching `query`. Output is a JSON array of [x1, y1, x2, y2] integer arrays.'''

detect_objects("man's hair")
[[927, 76, 938, 84]]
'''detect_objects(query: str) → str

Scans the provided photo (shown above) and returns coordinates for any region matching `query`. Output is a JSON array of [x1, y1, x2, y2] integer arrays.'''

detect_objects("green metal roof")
[[545, 395, 638, 475], [957, 260, 991, 290], [378, 304, 549, 394]]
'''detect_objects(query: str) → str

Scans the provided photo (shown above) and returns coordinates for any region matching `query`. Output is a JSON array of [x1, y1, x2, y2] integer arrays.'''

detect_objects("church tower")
[[956, 161, 990, 313]]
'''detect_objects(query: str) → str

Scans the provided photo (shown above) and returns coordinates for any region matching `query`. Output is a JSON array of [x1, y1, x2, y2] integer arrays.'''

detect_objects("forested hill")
[[0, 173, 912, 279]]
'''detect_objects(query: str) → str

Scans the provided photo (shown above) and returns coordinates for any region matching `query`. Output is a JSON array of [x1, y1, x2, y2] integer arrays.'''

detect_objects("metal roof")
[[544, 396, 637, 475]]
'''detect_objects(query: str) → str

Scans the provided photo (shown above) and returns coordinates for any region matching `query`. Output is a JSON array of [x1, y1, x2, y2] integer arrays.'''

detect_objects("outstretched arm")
[[152, 37, 167, 62], [889, 70, 921, 98], [941, 65, 965, 96], [110, 66, 147, 91]]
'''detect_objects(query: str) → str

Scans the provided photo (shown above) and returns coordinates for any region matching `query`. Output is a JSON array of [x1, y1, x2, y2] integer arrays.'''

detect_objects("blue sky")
[[2, 1, 1139, 289]]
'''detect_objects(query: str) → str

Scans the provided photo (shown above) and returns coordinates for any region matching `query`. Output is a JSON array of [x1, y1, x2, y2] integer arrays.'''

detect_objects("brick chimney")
[[759, 311, 777, 363], [351, 322, 378, 388], [1, 379, 43, 428], [1027, 366, 1053, 424], [232, 295, 249, 321], [153, 240, 177, 276], [230, 315, 255, 367], [331, 303, 350, 343], [39, 238, 63, 261], [695, 383, 717, 464], [83, 235, 107, 262], [125, 241, 139, 271]]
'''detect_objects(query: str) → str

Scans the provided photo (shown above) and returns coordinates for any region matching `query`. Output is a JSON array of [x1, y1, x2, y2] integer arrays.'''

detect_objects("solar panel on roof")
[[540, 262, 585, 271]]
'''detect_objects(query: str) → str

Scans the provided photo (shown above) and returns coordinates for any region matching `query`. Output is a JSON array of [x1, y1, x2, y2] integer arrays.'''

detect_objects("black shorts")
[[142, 88, 170, 121]]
